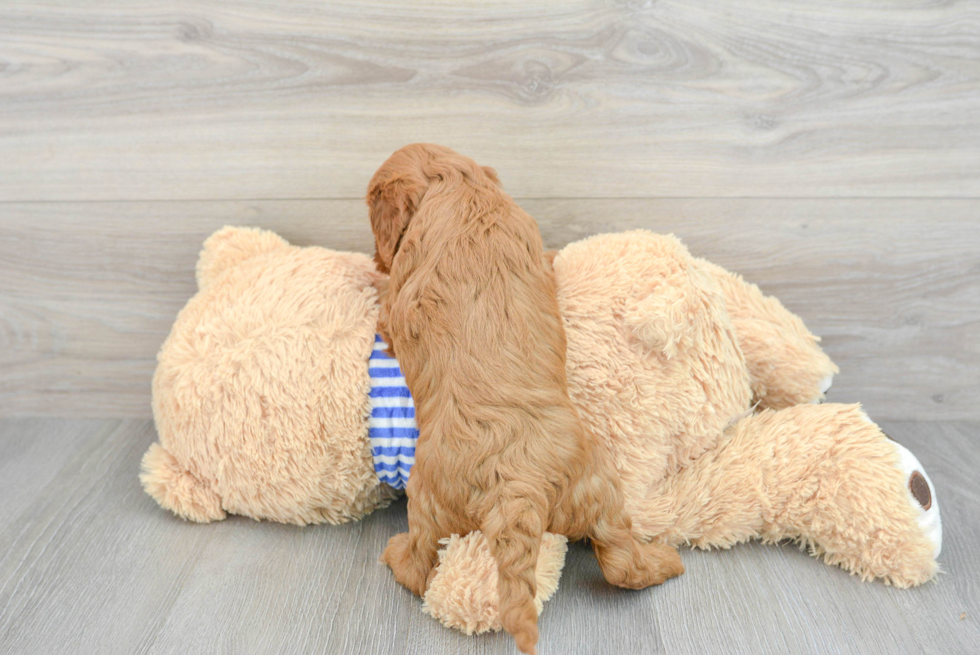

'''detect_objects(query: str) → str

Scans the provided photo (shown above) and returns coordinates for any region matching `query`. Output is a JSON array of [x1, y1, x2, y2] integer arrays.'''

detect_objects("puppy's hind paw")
[[599, 540, 684, 589], [613, 542, 684, 589], [382, 532, 427, 597], [634, 541, 684, 587]]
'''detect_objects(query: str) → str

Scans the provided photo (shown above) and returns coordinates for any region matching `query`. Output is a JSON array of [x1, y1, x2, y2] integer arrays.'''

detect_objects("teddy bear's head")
[[145, 226, 397, 525]]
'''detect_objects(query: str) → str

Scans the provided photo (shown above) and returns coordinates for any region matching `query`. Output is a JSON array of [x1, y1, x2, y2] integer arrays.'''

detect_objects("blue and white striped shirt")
[[368, 335, 418, 490]]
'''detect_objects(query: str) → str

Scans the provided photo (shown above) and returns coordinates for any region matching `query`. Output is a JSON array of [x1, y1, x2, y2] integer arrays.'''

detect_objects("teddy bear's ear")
[[195, 226, 290, 291]]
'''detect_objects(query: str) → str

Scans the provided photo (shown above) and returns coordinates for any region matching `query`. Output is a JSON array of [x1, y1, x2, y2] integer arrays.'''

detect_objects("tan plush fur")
[[423, 231, 939, 622], [367, 145, 682, 654], [422, 531, 568, 635], [644, 403, 938, 587], [555, 232, 936, 585], [699, 259, 839, 410], [143, 227, 396, 525], [146, 225, 941, 635], [553, 232, 754, 538]]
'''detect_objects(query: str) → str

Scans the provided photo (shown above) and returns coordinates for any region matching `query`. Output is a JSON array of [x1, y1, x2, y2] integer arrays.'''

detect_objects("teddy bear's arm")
[[695, 259, 838, 408]]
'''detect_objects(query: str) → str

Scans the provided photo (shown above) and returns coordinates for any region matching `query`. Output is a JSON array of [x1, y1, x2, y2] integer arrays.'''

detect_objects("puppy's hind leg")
[[569, 451, 684, 589], [382, 486, 442, 597], [591, 502, 684, 589], [482, 485, 546, 655]]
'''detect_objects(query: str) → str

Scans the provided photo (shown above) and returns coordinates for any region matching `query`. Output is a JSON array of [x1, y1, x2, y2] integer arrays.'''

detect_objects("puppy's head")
[[366, 143, 500, 273]]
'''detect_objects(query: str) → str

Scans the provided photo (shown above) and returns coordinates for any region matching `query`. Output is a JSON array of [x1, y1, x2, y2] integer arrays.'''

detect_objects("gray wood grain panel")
[[2, 199, 977, 420], [0, 1, 978, 200], [0, 418, 112, 527], [0, 418, 413, 655], [0, 418, 976, 654]]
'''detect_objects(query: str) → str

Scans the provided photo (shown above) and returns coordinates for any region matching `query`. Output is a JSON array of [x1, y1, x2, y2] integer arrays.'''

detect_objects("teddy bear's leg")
[[696, 259, 838, 409], [646, 404, 940, 587], [139, 443, 225, 522]]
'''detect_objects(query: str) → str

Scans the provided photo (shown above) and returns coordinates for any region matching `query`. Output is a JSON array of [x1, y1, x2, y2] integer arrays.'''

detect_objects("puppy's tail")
[[482, 487, 545, 655]]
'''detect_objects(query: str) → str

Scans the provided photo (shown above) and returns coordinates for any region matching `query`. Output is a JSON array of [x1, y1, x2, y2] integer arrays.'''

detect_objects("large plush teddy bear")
[[142, 226, 942, 635]]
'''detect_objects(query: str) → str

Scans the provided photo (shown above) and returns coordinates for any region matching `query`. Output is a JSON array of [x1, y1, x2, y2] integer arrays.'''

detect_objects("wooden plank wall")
[[1, 1, 978, 419]]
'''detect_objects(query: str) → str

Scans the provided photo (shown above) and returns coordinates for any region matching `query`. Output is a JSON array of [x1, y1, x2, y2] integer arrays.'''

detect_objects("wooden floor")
[[0, 418, 976, 654], [1, 1, 978, 653]]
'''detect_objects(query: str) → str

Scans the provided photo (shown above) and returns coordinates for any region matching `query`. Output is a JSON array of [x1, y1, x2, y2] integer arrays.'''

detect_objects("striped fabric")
[[368, 335, 418, 490]]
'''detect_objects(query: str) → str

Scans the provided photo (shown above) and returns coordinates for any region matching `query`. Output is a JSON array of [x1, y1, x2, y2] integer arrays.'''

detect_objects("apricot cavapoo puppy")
[[368, 143, 683, 654]]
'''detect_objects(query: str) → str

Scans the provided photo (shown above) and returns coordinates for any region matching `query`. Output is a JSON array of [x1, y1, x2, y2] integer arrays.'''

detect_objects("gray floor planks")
[[0, 418, 976, 654]]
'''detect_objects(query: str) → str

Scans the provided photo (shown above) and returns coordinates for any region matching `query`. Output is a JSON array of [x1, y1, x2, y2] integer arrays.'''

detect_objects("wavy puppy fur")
[[368, 144, 683, 654]]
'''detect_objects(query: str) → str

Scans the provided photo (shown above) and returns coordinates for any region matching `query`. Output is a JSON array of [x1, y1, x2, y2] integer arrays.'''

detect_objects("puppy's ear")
[[482, 166, 500, 186], [367, 177, 422, 274]]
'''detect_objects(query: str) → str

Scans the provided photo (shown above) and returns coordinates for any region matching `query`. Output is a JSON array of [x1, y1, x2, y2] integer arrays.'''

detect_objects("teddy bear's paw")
[[890, 440, 942, 558], [805, 374, 835, 404], [139, 443, 225, 523]]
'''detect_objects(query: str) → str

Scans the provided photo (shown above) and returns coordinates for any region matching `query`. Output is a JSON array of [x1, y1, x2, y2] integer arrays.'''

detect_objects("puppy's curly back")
[[370, 144, 683, 655]]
